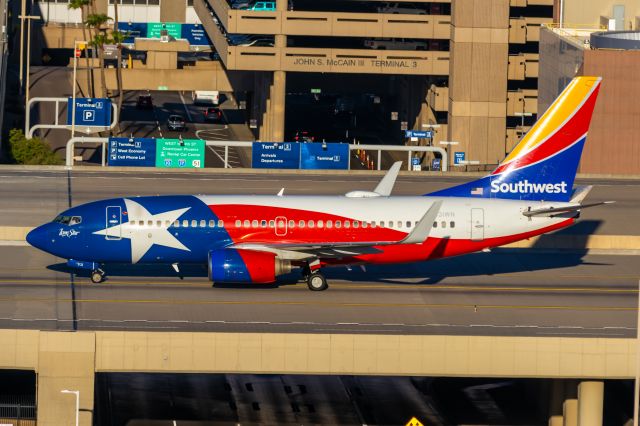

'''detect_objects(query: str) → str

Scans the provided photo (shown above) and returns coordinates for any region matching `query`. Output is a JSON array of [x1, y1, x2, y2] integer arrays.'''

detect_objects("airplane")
[[27, 76, 611, 291]]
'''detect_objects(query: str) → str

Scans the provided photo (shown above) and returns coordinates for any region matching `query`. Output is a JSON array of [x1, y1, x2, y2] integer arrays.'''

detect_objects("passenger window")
[[353, 221, 359, 228], [397, 221, 402, 228], [433, 222, 437, 228], [344, 221, 350, 229], [183, 220, 189, 228], [335, 220, 342, 229], [209, 220, 215, 228], [148, 220, 153, 226], [244, 220, 250, 228], [277, 220, 285, 228], [261, 220, 267, 228], [326, 220, 333, 229], [269, 220, 275, 228], [174, 220, 180, 228], [139, 220, 145, 227], [189, 220, 196, 228], [252, 220, 259, 228], [441, 221, 446, 228], [388, 221, 393, 228], [380, 221, 385, 227], [362, 221, 368, 229], [298, 220, 305, 228], [406, 221, 411, 228], [317, 220, 324, 228], [218, 220, 224, 228], [199, 220, 206, 228], [165, 220, 170, 227], [308, 220, 315, 229], [450, 221, 455, 228], [371, 221, 376, 228], [289, 220, 295, 228], [235, 220, 241, 228]]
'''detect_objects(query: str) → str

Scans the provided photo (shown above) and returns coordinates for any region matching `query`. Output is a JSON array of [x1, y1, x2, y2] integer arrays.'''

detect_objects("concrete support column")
[[448, 0, 509, 165], [549, 416, 563, 426], [270, 70, 286, 142], [563, 399, 578, 426], [161, 0, 187, 23], [577, 381, 604, 426], [36, 332, 96, 426]]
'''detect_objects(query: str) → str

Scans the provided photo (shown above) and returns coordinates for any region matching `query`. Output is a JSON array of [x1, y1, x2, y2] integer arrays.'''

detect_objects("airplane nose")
[[26, 225, 49, 251]]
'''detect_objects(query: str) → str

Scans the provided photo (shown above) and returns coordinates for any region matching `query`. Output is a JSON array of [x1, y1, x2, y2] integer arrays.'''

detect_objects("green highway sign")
[[310, 88, 321, 94], [147, 22, 182, 39], [156, 139, 205, 168]]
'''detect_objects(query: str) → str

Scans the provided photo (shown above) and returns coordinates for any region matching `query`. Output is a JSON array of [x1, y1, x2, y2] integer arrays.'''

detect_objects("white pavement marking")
[[179, 91, 193, 122]]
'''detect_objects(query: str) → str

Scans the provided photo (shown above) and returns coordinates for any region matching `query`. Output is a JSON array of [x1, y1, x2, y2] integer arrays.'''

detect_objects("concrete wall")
[[448, 0, 509, 165], [559, 0, 640, 29]]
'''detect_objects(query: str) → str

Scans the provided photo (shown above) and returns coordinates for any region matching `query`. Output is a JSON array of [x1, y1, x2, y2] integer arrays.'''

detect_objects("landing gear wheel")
[[90, 269, 104, 284], [307, 272, 328, 291]]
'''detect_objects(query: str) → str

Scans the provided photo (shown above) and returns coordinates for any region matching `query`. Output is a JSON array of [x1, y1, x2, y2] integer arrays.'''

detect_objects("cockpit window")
[[53, 215, 82, 226]]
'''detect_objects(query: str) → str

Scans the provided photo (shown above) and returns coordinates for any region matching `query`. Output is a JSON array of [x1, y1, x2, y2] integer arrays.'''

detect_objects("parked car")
[[294, 130, 314, 142], [204, 107, 225, 123], [166, 114, 186, 131], [376, 2, 427, 15], [364, 38, 428, 50], [230, 0, 251, 9], [249, 1, 276, 11], [136, 94, 153, 109]]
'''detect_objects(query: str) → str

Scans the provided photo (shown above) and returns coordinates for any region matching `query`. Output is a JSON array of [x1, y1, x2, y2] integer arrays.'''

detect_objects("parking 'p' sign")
[[67, 97, 112, 128]]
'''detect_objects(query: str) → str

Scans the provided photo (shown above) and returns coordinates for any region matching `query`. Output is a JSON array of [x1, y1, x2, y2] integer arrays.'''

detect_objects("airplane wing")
[[229, 201, 442, 261], [523, 201, 614, 218]]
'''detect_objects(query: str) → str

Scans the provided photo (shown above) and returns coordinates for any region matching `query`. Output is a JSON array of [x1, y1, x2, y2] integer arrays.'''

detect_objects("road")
[[0, 169, 638, 336], [27, 67, 254, 167]]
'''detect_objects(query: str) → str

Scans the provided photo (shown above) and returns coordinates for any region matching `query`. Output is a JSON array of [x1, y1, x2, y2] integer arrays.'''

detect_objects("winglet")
[[277, 188, 284, 197], [401, 200, 442, 244], [373, 161, 402, 196]]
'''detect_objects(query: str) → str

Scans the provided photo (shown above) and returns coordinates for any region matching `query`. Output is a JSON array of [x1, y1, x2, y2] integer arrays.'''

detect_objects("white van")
[[192, 91, 220, 105]]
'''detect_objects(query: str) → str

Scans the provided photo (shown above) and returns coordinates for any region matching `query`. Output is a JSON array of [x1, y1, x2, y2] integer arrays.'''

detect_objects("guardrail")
[[65, 138, 448, 171]]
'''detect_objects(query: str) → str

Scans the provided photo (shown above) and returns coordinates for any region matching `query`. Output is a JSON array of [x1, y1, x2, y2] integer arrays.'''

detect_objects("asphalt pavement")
[[0, 169, 638, 336]]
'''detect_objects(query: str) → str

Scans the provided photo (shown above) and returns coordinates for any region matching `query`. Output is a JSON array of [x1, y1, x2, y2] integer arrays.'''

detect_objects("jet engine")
[[208, 249, 292, 283]]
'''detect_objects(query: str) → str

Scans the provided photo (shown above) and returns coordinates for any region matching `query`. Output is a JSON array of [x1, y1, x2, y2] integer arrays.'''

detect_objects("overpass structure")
[[1, 330, 631, 425]]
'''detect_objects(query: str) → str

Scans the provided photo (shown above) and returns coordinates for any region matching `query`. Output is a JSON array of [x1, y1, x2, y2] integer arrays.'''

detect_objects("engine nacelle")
[[208, 249, 292, 283]]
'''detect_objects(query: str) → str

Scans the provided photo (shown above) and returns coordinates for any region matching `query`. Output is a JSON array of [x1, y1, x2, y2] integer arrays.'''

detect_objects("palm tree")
[[67, 0, 94, 97], [85, 12, 111, 99]]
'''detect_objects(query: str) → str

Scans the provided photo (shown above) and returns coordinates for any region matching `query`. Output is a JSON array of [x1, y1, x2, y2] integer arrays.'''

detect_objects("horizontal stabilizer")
[[523, 201, 614, 217], [570, 185, 593, 203]]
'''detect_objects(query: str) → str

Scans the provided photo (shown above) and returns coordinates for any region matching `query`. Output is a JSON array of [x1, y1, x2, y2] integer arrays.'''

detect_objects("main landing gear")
[[307, 272, 328, 291], [90, 269, 105, 284]]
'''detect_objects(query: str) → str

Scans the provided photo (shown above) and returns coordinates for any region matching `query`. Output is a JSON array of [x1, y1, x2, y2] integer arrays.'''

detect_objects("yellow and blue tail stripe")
[[429, 76, 602, 201]]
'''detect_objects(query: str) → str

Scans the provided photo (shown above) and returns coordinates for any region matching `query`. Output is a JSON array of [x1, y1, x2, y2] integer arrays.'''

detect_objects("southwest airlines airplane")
[[27, 77, 610, 291]]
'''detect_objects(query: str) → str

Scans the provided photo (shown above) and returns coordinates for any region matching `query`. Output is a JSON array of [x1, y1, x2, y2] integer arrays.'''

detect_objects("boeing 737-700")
[[27, 77, 611, 291]]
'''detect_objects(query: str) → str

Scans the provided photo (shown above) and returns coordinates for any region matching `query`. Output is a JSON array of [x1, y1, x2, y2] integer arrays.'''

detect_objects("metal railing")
[[65, 138, 448, 171]]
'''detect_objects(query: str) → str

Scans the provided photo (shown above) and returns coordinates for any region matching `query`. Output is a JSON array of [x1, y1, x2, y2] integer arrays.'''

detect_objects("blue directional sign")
[[108, 138, 156, 167], [300, 143, 349, 170], [431, 158, 441, 171], [181, 24, 212, 46], [252, 142, 300, 169], [454, 151, 466, 165], [67, 98, 112, 127], [405, 130, 433, 138], [117, 22, 148, 44]]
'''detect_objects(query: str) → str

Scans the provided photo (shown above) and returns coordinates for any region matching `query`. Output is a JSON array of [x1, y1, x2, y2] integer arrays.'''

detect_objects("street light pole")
[[60, 389, 79, 426], [18, 0, 25, 94], [71, 40, 87, 138], [19, 14, 40, 112]]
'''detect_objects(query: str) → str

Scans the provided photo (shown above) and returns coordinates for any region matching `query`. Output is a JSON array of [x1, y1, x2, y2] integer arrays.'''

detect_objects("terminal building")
[[32, 0, 555, 168], [31, 0, 640, 173]]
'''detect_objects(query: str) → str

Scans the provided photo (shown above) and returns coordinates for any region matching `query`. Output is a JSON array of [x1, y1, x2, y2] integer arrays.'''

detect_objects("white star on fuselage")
[[93, 199, 191, 263]]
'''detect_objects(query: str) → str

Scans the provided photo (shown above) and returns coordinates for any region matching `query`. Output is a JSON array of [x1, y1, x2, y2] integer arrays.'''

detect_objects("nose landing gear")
[[90, 269, 105, 284]]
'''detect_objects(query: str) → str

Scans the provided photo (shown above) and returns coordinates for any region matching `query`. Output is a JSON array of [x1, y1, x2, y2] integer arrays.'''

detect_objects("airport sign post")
[[67, 97, 112, 134], [252, 142, 301, 169], [300, 143, 349, 170], [108, 138, 156, 167], [156, 138, 205, 168]]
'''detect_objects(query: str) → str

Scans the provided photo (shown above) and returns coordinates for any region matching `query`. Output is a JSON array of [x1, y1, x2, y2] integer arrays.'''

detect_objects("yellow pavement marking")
[[0, 295, 634, 311], [0, 278, 638, 293]]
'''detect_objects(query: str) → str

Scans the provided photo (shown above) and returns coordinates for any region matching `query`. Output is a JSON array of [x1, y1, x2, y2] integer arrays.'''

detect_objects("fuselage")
[[27, 194, 576, 266]]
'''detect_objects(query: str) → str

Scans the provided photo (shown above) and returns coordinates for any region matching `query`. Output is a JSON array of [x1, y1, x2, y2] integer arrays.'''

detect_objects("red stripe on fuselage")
[[209, 204, 408, 244], [322, 218, 575, 266], [492, 86, 600, 175]]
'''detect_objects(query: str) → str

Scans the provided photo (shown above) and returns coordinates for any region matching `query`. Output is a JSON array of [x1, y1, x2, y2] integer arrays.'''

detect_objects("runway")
[[0, 169, 638, 336], [1, 245, 638, 336]]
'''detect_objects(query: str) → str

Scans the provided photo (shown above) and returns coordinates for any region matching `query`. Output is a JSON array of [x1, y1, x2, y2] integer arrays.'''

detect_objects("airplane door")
[[471, 208, 484, 241], [105, 206, 122, 240], [275, 216, 287, 237]]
